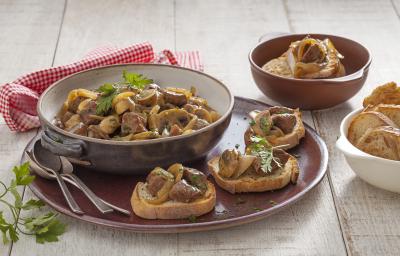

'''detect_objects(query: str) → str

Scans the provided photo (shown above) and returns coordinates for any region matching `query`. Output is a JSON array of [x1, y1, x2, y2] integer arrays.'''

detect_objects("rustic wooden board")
[[284, 0, 400, 255], [0, 0, 65, 255]]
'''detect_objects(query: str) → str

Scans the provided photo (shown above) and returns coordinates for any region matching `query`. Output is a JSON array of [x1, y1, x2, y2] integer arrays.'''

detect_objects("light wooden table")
[[1, 0, 400, 255]]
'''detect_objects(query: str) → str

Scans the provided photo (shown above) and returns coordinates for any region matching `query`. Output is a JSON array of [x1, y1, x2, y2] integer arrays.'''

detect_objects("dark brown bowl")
[[249, 33, 372, 110]]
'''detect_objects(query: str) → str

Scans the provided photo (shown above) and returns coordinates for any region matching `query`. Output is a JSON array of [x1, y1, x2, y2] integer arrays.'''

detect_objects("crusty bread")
[[369, 104, 400, 127], [363, 82, 400, 107], [356, 126, 400, 161], [347, 111, 397, 145], [131, 181, 216, 219], [207, 155, 299, 194]]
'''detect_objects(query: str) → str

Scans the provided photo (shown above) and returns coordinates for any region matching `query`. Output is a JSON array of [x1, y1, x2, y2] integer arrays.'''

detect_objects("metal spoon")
[[26, 151, 131, 216], [33, 140, 113, 214], [26, 148, 84, 215]]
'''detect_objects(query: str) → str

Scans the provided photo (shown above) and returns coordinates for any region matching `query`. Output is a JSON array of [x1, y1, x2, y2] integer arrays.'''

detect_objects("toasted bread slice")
[[207, 155, 299, 194], [347, 111, 397, 145], [369, 104, 400, 127], [131, 181, 216, 219], [363, 82, 400, 107], [356, 126, 400, 161]]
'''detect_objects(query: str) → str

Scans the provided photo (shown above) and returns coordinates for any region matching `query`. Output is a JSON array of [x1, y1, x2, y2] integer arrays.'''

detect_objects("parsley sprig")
[[95, 83, 118, 115], [0, 162, 66, 244], [95, 71, 153, 115], [122, 70, 153, 90], [248, 136, 281, 173]]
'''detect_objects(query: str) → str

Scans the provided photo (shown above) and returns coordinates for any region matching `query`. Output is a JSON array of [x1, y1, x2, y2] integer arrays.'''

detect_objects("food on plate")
[[54, 71, 220, 141], [347, 111, 397, 144], [348, 83, 400, 161], [262, 35, 346, 79], [356, 126, 400, 160], [363, 82, 400, 107], [208, 135, 300, 194], [244, 106, 305, 150], [131, 163, 216, 219]]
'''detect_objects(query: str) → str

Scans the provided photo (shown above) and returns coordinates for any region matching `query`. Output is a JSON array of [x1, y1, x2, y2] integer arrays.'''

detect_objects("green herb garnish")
[[253, 207, 262, 212], [249, 120, 256, 126], [259, 117, 271, 134], [269, 200, 277, 206], [122, 70, 153, 90], [0, 162, 66, 244], [187, 215, 197, 223], [248, 136, 281, 174], [96, 83, 118, 115]]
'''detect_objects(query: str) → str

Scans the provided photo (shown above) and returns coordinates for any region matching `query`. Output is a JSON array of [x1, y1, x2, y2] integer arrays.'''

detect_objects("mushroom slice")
[[233, 155, 257, 178], [165, 87, 192, 99], [115, 98, 135, 115], [218, 149, 241, 178], [142, 168, 175, 205], [112, 91, 135, 107], [149, 109, 193, 132], [194, 108, 212, 123], [136, 88, 158, 106], [132, 131, 160, 140], [64, 114, 81, 130], [99, 115, 120, 134], [167, 163, 184, 182], [251, 110, 273, 137]]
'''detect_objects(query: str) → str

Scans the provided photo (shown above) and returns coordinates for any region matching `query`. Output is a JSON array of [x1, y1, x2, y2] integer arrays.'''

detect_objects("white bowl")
[[336, 108, 400, 193]]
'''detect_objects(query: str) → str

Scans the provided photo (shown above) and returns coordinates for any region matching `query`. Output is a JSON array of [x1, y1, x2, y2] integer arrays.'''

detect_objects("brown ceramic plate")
[[22, 97, 328, 233]]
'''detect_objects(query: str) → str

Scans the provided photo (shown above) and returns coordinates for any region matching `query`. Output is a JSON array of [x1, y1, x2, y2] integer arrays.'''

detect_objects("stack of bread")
[[348, 82, 400, 160]]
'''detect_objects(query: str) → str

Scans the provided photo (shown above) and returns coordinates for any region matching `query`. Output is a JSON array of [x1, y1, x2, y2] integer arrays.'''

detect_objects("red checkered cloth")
[[0, 42, 203, 132]]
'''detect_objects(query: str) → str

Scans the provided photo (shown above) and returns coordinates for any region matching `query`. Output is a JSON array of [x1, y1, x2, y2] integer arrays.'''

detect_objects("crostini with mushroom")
[[245, 106, 305, 150], [131, 163, 216, 219], [208, 135, 300, 194]]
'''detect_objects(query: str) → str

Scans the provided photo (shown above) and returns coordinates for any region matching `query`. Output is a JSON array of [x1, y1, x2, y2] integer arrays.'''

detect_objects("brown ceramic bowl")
[[249, 33, 372, 110]]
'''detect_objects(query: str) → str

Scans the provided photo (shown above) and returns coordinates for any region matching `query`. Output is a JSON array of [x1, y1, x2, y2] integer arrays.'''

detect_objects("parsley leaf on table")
[[0, 162, 66, 244], [122, 70, 153, 90]]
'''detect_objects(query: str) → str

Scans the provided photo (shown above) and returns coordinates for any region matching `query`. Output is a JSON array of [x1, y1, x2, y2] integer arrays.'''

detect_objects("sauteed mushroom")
[[99, 115, 120, 134], [218, 149, 241, 178], [55, 71, 219, 141], [144, 168, 175, 205]]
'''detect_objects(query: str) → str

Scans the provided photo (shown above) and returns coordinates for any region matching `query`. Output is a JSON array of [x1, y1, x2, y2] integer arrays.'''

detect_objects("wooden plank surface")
[[175, 0, 346, 255], [0, 0, 65, 255], [284, 0, 400, 255], [11, 0, 179, 255]]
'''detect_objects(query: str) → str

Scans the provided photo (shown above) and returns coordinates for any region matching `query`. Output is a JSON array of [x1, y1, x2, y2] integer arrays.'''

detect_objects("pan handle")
[[40, 129, 84, 159]]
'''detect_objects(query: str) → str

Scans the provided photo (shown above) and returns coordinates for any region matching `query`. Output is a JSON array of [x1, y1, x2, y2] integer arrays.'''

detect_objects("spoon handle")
[[52, 171, 84, 215], [63, 173, 113, 214]]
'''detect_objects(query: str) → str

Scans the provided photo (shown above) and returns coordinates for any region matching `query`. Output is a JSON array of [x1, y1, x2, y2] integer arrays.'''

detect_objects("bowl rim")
[[37, 63, 234, 146], [338, 107, 400, 165], [248, 33, 372, 83]]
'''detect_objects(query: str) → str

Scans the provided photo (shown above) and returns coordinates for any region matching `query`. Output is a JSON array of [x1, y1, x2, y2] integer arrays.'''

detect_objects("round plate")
[[22, 97, 328, 233]]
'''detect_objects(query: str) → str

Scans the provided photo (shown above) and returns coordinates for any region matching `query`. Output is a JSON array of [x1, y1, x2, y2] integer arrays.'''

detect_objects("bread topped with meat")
[[131, 164, 216, 219], [208, 136, 300, 194], [244, 106, 305, 150]]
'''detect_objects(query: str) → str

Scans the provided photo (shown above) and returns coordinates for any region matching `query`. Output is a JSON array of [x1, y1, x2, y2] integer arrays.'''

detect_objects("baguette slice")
[[369, 104, 400, 127], [208, 155, 299, 194], [131, 181, 216, 219], [347, 111, 397, 145], [356, 126, 400, 161], [363, 82, 400, 107]]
